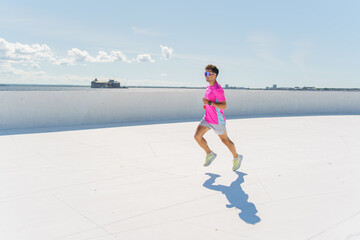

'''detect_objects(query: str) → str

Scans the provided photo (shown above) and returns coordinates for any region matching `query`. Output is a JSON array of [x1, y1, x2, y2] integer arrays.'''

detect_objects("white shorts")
[[199, 118, 226, 135]]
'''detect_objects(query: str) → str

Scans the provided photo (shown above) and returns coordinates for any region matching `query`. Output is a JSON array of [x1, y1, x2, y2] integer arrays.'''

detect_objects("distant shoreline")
[[0, 83, 359, 91], [0, 84, 89, 87]]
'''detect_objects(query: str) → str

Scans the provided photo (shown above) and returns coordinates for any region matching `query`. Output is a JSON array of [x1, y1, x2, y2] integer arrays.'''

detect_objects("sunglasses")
[[204, 72, 215, 77]]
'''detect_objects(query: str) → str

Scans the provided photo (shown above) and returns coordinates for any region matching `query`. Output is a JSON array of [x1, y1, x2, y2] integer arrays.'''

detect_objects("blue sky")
[[0, 0, 359, 88]]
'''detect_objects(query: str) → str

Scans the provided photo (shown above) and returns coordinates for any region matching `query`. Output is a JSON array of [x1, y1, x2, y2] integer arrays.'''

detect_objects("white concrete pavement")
[[1, 115, 360, 240]]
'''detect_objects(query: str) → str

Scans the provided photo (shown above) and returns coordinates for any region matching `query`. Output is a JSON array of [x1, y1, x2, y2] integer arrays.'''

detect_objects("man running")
[[194, 64, 243, 171]]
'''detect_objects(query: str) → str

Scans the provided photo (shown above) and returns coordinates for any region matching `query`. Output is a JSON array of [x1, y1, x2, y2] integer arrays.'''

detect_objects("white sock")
[[207, 152, 213, 156]]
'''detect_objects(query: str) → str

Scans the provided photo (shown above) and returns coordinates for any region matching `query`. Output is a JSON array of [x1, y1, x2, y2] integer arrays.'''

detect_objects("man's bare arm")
[[203, 98, 227, 110]]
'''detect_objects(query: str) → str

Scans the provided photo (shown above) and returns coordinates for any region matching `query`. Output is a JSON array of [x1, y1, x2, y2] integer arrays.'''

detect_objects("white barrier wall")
[[1, 89, 360, 130]]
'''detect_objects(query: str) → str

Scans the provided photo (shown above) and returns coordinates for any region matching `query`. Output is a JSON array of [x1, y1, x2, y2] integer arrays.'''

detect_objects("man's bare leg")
[[194, 125, 212, 155], [218, 131, 238, 158]]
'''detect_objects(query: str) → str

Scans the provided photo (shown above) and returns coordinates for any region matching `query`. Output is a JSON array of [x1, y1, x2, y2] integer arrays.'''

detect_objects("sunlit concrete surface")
[[1, 115, 360, 240]]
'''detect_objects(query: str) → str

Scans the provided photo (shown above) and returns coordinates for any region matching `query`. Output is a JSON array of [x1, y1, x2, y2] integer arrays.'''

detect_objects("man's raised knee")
[[194, 134, 201, 142]]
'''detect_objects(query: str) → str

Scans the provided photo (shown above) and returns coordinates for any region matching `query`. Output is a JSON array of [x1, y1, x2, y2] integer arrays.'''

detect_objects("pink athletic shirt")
[[204, 82, 226, 125]]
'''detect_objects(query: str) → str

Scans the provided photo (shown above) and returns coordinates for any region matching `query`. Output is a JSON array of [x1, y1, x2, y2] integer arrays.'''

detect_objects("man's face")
[[204, 70, 217, 82]]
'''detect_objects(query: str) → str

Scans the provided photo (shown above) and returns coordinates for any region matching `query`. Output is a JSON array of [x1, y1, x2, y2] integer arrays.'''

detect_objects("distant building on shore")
[[91, 79, 121, 88], [223, 84, 248, 89]]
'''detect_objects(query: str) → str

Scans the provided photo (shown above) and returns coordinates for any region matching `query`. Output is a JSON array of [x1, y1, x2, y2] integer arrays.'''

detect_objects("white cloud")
[[95, 50, 127, 63], [0, 37, 54, 63], [160, 45, 173, 60], [54, 48, 129, 65], [0, 62, 25, 76], [54, 48, 92, 65], [0, 62, 91, 85], [0, 37, 156, 67], [161, 73, 167, 77], [68, 48, 92, 62], [136, 54, 154, 63]]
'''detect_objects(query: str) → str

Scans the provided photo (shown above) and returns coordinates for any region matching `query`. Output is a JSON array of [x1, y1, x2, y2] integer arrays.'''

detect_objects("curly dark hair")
[[205, 64, 219, 77]]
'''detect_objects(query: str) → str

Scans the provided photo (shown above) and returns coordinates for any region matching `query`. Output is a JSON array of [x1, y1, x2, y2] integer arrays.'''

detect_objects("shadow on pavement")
[[203, 171, 261, 224]]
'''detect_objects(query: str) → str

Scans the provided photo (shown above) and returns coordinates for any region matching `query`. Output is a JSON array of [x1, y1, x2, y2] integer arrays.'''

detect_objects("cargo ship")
[[91, 79, 126, 88]]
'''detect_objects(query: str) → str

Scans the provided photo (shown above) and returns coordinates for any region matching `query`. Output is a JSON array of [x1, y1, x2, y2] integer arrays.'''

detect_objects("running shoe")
[[204, 152, 217, 167], [232, 154, 243, 171]]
